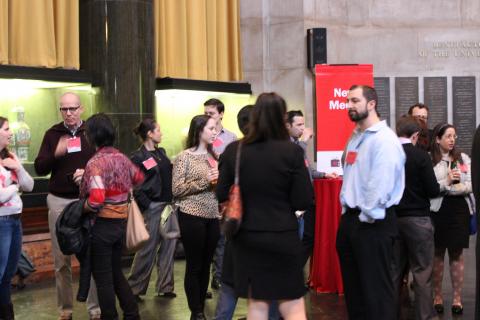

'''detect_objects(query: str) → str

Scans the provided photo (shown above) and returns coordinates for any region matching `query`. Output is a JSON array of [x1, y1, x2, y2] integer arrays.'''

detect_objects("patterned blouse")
[[80, 147, 144, 211], [172, 150, 220, 219]]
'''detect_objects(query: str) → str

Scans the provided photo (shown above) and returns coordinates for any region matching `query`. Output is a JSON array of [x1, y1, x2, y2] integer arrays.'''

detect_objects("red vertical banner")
[[315, 64, 373, 175]]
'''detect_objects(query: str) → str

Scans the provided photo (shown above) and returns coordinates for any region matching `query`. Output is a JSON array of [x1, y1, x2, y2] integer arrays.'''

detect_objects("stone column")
[[80, 0, 155, 154]]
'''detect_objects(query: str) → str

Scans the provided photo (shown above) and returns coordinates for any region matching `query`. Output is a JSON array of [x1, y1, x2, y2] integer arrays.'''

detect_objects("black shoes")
[[211, 278, 221, 290], [0, 303, 14, 320], [434, 303, 463, 315], [157, 292, 177, 298], [434, 303, 444, 314], [190, 312, 206, 320], [452, 304, 463, 315]]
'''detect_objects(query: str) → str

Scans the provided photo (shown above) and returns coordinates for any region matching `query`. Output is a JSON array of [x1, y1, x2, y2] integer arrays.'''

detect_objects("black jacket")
[[395, 143, 440, 217], [217, 140, 313, 232], [471, 125, 480, 320], [55, 199, 92, 302], [131, 146, 172, 211]]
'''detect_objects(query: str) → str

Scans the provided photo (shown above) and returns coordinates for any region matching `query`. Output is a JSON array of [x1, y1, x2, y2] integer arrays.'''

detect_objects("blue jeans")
[[0, 215, 22, 304], [213, 283, 282, 320], [269, 301, 281, 320], [298, 216, 305, 239], [213, 283, 238, 320]]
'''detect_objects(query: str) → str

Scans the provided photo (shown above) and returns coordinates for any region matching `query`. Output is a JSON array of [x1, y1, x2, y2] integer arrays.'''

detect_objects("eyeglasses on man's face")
[[59, 105, 80, 113]]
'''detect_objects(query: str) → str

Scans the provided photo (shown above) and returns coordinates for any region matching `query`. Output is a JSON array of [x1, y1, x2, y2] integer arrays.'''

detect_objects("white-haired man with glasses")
[[34, 92, 100, 320]]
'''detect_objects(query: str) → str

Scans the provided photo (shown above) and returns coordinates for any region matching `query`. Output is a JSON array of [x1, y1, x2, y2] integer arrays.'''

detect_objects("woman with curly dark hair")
[[429, 123, 473, 315]]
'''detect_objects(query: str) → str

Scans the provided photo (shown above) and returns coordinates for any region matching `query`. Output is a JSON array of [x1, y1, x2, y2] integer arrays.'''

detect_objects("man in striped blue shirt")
[[336, 85, 405, 320]]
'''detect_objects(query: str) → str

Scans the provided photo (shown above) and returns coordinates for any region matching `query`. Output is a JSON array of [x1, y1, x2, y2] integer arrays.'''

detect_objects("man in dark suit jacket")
[[393, 116, 440, 320], [471, 125, 480, 320]]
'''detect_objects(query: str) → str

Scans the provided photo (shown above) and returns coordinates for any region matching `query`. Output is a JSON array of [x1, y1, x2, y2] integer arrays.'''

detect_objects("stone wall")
[[240, 0, 480, 160]]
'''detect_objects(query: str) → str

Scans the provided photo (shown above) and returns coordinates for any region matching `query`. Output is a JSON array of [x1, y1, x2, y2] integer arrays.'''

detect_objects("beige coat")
[[430, 152, 474, 214]]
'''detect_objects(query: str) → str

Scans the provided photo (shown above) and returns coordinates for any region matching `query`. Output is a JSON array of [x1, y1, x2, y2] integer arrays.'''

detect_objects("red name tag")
[[212, 137, 223, 148], [207, 157, 218, 168], [304, 159, 309, 167], [67, 137, 81, 153], [142, 157, 157, 170], [459, 164, 468, 173], [346, 151, 357, 165]]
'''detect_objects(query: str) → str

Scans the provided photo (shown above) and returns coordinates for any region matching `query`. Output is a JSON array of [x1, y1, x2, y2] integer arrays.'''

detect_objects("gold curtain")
[[155, 0, 243, 81], [0, 0, 79, 69], [0, 0, 7, 64]]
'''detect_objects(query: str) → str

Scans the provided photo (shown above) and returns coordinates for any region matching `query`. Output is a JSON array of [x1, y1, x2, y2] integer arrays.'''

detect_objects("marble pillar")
[[80, 0, 155, 154]]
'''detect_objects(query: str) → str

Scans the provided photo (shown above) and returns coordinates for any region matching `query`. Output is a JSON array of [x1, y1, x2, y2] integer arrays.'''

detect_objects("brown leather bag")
[[221, 142, 243, 238], [125, 192, 150, 253]]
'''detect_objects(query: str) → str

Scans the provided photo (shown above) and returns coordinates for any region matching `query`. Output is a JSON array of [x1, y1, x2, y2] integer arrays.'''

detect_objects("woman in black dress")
[[430, 123, 473, 315], [216, 92, 313, 320]]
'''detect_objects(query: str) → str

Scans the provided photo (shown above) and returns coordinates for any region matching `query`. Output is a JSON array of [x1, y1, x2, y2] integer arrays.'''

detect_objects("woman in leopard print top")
[[172, 115, 220, 320]]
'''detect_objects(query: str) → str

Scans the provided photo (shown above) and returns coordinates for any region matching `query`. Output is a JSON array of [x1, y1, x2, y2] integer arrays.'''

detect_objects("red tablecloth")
[[308, 178, 344, 294]]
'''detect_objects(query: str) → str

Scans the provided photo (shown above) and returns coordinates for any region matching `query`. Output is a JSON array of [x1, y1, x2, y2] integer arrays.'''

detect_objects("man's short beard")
[[348, 109, 369, 122]]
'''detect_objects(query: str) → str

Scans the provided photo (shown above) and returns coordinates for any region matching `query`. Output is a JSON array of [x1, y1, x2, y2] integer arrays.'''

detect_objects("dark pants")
[[476, 226, 480, 320], [392, 216, 435, 320], [178, 211, 220, 314], [336, 207, 398, 320], [301, 204, 315, 265], [91, 218, 139, 320], [212, 234, 225, 283]]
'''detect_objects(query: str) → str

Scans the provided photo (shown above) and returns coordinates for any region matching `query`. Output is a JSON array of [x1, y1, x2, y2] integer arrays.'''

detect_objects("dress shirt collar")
[[64, 120, 83, 136], [365, 120, 387, 133], [352, 120, 387, 136], [398, 137, 412, 145]]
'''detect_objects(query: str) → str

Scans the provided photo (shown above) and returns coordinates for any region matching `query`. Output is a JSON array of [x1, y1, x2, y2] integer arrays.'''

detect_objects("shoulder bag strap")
[[234, 142, 242, 185]]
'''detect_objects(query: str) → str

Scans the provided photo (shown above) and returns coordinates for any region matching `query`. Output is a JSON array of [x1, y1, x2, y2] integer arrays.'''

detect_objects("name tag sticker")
[[459, 164, 468, 173], [207, 157, 218, 168], [346, 151, 357, 165], [212, 137, 223, 148], [304, 159, 309, 167], [67, 137, 81, 153], [142, 157, 157, 170]]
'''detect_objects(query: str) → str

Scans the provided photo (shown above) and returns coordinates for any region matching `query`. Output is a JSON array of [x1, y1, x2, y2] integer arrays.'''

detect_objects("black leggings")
[[178, 211, 220, 313], [91, 218, 139, 320]]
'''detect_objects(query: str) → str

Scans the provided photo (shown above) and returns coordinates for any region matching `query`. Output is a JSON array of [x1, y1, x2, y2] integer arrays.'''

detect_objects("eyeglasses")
[[59, 106, 80, 113], [445, 134, 458, 140]]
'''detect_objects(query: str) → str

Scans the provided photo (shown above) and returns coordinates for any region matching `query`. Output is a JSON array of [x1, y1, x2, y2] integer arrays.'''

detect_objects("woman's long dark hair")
[[243, 92, 289, 144], [0, 117, 9, 159], [186, 115, 217, 160], [430, 123, 462, 166]]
